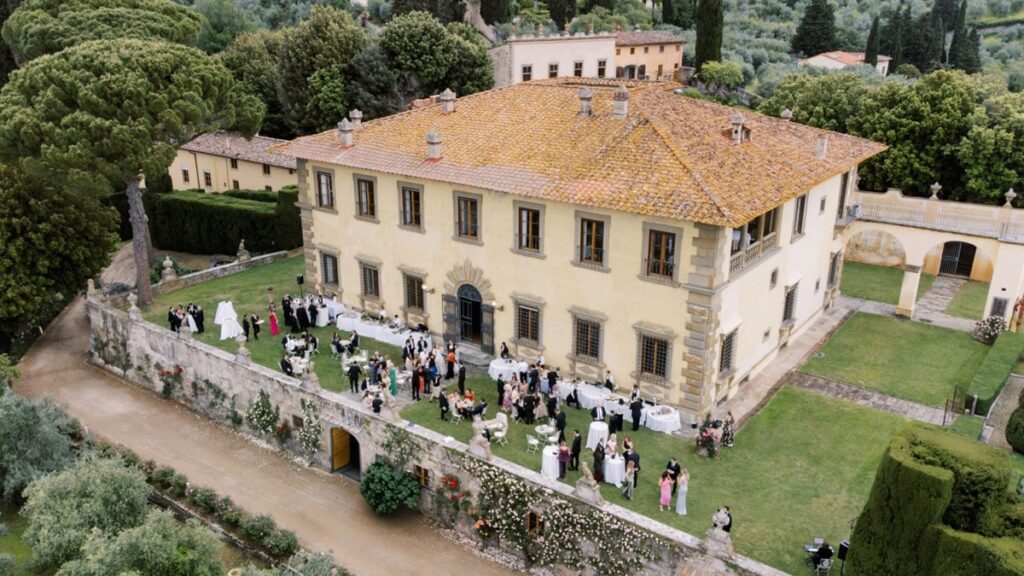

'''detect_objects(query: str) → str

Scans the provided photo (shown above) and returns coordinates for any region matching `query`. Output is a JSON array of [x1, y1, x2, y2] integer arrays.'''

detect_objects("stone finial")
[[929, 181, 942, 200], [426, 131, 443, 160], [573, 462, 605, 504], [578, 86, 593, 116], [612, 85, 629, 119], [1005, 188, 1017, 207], [302, 361, 321, 390], [815, 136, 829, 159], [703, 507, 737, 560], [780, 108, 793, 121], [236, 240, 251, 263], [161, 256, 177, 282], [337, 119, 354, 148], [440, 88, 456, 114], [467, 416, 492, 460], [730, 112, 745, 144], [349, 109, 363, 128], [87, 278, 97, 298], [127, 293, 142, 321], [234, 334, 250, 364]]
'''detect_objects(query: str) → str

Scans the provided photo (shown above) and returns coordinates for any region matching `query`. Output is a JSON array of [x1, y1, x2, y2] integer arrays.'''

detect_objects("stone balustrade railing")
[[852, 189, 1023, 244]]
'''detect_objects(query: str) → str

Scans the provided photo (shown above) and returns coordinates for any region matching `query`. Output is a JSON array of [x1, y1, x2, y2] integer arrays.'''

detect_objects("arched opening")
[[330, 427, 361, 480], [938, 241, 977, 278], [841, 229, 911, 305], [457, 284, 483, 345], [920, 240, 994, 321]]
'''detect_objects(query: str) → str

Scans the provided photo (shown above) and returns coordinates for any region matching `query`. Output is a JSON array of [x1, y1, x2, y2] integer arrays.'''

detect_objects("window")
[[356, 177, 376, 219], [289, 169, 295, 175], [181, 168, 189, 183], [517, 207, 541, 252], [783, 284, 798, 324], [262, 164, 271, 175], [292, 414, 304, 429], [413, 465, 430, 488], [404, 274, 424, 311], [770, 268, 778, 289], [265, 185, 272, 191], [230, 158, 238, 169], [202, 170, 212, 189], [616, 48, 621, 56], [516, 304, 540, 344], [597, 59, 607, 78], [720, 330, 737, 374], [456, 194, 479, 240], [674, 63, 679, 70], [321, 254, 338, 285], [646, 229, 676, 279], [548, 63, 558, 78], [232, 180, 240, 190], [579, 218, 605, 265], [573, 61, 583, 77], [574, 318, 601, 360], [819, 196, 827, 214], [526, 511, 544, 537], [521, 65, 532, 82], [360, 264, 379, 297], [657, 64, 663, 78], [315, 171, 334, 209], [730, 208, 779, 255], [793, 194, 807, 236], [827, 253, 841, 287], [838, 171, 850, 218], [639, 335, 669, 378], [630, 47, 635, 55], [676, 45, 681, 51], [659, 45, 665, 53], [643, 46, 649, 54], [400, 184, 422, 229]]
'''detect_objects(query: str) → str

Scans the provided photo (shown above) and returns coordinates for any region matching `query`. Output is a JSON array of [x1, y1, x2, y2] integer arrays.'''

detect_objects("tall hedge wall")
[[969, 331, 1024, 415], [922, 526, 1024, 576]]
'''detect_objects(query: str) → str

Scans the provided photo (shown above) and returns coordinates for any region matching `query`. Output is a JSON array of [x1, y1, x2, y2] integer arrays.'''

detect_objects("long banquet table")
[[335, 315, 428, 348], [556, 381, 682, 435]]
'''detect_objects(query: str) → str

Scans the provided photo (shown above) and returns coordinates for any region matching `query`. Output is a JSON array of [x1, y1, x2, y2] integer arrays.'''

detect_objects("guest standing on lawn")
[[268, 308, 279, 336], [659, 471, 673, 512], [570, 430, 581, 471], [557, 440, 570, 478], [675, 469, 689, 515], [622, 460, 635, 500]]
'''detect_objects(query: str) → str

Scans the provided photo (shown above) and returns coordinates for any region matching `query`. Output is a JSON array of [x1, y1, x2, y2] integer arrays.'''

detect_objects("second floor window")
[[731, 208, 778, 255], [316, 172, 334, 208], [401, 185, 422, 228], [573, 61, 583, 77], [579, 218, 605, 265], [230, 158, 238, 169], [597, 59, 607, 78], [457, 196, 479, 239], [262, 164, 271, 175], [647, 229, 675, 279], [361, 264, 379, 297], [838, 171, 850, 219], [522, 65, 532, 81], [356, 178, 376, 218], [548, 63, 558, 78], [517, 207, 541, 252], [793, 194, 807, 236]]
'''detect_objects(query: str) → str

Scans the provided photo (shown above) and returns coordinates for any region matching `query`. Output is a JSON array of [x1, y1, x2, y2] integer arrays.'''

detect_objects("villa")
[[170, 131, 298, 193]]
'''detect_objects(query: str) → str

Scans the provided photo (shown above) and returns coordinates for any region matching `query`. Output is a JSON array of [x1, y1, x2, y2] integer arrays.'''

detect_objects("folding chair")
[[451, 410, 464, 425], [526, 435, 540, 453], [815, 558, 833, 575], [492, 428, 509, 446]]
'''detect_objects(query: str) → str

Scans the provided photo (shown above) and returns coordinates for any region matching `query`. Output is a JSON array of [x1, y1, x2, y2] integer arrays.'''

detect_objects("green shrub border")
[[968, 332, 1024, 415]]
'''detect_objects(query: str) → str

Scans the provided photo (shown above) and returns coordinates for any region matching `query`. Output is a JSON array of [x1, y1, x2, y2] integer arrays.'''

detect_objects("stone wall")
[[844, 229, 905, 268], [85, 294, 785, 576]]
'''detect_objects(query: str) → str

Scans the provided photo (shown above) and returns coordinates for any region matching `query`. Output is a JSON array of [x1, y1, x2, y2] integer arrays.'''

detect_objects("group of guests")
[[658, 458, 690, 515], [280, 293, 323, 334], [345, 351, 398, 396], [166, 303, 205, 334], [439, 389, 488, 420], [278, 332, 319, 376], [407, 341, 466, 402]]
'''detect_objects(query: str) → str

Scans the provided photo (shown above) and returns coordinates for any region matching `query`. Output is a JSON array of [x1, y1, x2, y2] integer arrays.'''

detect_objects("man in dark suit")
[[471, 399, 488, 418], [609, 409, 624, 436], [546, 367, 559, 395], [279, 355, 293, 376], [522, 394, 536, 424], [308, 303, 318, 327], [195, 305, 205, 334], [630, 398, 644, 431], [438, 392, 450, 421], [296, 306, 310, 331], [281, 296, 293, 330], [565, 385, 580, 409], [496, 376, 505, 407], [667, 457, 682, 495], [553, 407, 566, 442], [546, 394, 557, 417], [457, 363, 467, 396], [723, 507, 733, 533], [569, 430, 581, 471], [626, 447, 641, 489], [371, 394, 383, 414], [590, 402, 607, 422], [346, 362, 362, 394], [242, 315, 251, 340], [348, 331, 360, 353], [167, 308, 178, 332], [250, 313, 261, 340]]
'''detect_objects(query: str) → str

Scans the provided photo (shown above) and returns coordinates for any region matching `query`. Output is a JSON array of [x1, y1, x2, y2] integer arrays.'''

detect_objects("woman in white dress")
[[675, 469, 689, 516]]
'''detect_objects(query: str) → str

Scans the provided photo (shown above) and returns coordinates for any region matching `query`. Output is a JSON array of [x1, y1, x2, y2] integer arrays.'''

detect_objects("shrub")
[[246, 390, 278, 435], [0, 554, 13, 576], [265, 529, 299, 558], [169, 472, 189, 497], [359, 459, 421, 516], [215, 496, 244, 527], [241, 514, 277, 543], [974, 316, 1008, 345], [0, 523, 6, 536], [968, 332, 1024, 414], [153, 466, 177, 487], [188, 487, 220, 515], [222, 189, 278, 203], [1007, 407, 1024, 454]]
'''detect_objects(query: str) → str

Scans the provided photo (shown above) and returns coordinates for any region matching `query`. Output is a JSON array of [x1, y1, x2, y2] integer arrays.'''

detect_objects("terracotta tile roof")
[[181, 131, 297, 169], [615, 30, 684, 46], [804, 51, 892, 65], [273, 79, 886, 227]]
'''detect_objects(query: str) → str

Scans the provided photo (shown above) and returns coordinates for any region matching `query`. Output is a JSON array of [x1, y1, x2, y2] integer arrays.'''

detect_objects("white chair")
[[492, 428, 508, 446], [815, 558, 833, 575], [496, 412, 509, 430], [526, 435, 540, 453], [548, 434, 560, 444], [450, 410, 464, 425]]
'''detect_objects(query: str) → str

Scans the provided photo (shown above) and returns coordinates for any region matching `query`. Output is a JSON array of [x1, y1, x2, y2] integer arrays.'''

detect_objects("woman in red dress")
[[268, 307, 280, 336]]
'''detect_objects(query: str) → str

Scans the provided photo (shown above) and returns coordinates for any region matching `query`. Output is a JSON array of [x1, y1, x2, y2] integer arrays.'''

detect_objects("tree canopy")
[[759, 72, 870, 133], [0, 390, 76, 502], [791, 0, 835, 56], [2, 0, 201, 63], [218, 29, 288, 138], [380, 11, 456, 89], [194, 0, 257, 53], [693, 0, 722, 72]]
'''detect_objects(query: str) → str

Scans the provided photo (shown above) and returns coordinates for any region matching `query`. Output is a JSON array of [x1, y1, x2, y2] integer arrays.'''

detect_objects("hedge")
[[923, 526, 1024, 576], [1007, 407, 1024, 454], [222, 189, 278, 203], [968, 332, 1024, 415]]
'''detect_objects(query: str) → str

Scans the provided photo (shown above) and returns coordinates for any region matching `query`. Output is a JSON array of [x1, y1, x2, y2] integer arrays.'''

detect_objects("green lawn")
[[840, 261, 935, 305], [403, 385, 911, 574], [946, 281, 990, 320], [949, 415, 986, 441], [0, 504, 36, 576], [802, 312, 988, 407], [144, 256, 404, 393]]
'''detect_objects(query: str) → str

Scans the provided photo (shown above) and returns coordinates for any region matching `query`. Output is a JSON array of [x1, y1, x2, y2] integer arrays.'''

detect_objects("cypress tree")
[[791, 0, 836, 56], [694, 0, 722, 72], [865, 15, 880, 67], [923, 13, 944, 72], [479, 0, 511, 24], [949, 0, 967, 68], [662, 0, 674, 25], [548, 0, 575, 29], [961, 26, 981, 73]]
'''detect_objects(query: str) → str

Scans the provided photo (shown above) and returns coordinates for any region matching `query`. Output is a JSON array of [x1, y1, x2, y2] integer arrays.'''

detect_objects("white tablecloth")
[[644, 406, 682, 433], [488, 359, 516, 382], [324, 300, 345, 319], [604, 455, 626, 485], [335, 315, 422, 348], [557, 381, 614, 410], [315, 306, 330, 327], [586, 421, 609, 451], [541, 445, 560, 480]]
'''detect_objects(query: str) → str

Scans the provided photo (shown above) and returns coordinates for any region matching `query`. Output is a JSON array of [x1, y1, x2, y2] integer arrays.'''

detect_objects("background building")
[[170, 131, 297, 192], [614, 30, 684, 80], [798, 50, 892, 75], [489, 32, 615, 87]]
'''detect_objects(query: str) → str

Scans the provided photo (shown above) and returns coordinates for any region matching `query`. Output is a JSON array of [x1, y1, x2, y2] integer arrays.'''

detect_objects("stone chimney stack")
[[578, 87, 593, 116], [612, 85, 629, 119], [815, 136, 829, 159], [337, 119, 353, 147], [427, 131, 443, 160], [440, 88, 456, 114], [780, 108, 793, 121], [349, 109, 362, 128], [730, 112, 745, 144]]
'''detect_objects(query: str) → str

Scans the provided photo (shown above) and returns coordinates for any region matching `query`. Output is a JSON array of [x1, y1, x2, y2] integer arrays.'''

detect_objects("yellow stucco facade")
[[170, 149, 297, 192], [615, 41, 683, 80]]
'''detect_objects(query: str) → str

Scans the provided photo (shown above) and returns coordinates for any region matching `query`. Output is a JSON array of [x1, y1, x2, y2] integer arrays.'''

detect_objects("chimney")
[[780, 108, 793, 121], [578, 86, 593, 116], [730, 112, 745, 144], [427, 131, 443, 160], [440, 88, 456, 114], [815, 136, 829, 159], [349, 109, 363, 128], [337, 119, 353, 148], [612, 85, 629, 119]]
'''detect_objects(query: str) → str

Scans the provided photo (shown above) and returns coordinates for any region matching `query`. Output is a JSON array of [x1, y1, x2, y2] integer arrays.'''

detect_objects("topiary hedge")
[[922, 525, 1024, 576], [1007, 407, 1024, 454], [222, 189, 277, 203], [968, 332, 1024, 415]]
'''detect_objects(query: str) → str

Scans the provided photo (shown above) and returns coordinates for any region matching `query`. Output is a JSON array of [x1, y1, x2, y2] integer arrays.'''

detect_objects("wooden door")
[[481, 303, 495, 355], [331, 428, 350, 471], [442, 294, 458, 345]]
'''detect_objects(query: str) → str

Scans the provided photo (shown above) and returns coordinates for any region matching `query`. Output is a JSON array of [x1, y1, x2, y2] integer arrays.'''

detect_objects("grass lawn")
[[802, 312, 988, 407], [144, 256, 404, 393], [840, 261, 935, 305], [403, 385, 911, 574], [945, 281, 990, 320], [0, 504, 37, 576], [949, 415, 986, 441]]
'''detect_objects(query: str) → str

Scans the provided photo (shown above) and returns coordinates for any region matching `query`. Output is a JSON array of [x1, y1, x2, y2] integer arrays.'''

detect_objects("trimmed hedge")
[[923, 526, 1024, 576], [222, 189, 278, 203], [1007, 407, 1024, 454], [968, 332, 1024, 415]]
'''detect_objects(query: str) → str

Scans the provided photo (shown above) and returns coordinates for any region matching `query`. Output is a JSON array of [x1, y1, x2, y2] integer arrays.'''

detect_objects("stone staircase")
[[457, 345, 493, 375]]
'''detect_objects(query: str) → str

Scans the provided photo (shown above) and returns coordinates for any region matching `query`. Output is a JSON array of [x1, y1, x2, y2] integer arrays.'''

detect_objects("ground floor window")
[[720, 330, 737, 374], [639, 335, 669, 378], [361, 264, 379, 297]]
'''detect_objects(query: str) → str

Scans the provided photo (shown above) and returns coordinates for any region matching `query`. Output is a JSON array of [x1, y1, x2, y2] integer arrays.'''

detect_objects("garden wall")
[[83, 293, 785, 576]]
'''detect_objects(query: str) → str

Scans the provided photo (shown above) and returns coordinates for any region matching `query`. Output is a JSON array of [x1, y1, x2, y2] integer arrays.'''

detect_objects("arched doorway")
[[939, 241, 977, 278], [457, 284, 483, 345], [330, 427, 361, 480]]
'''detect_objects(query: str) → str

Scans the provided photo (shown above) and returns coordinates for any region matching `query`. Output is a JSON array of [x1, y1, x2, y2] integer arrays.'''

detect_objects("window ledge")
[[717, 368, 735, 383], [567, 353, 605, 369], [571, 260, 610, 274], [637, 273, 681, 288], [313, 206, 338, 215], [361, 294, 381, 302], [511, 337, 544, 351], [355, 215, 380, 224], [791, 232, 806, 243], [511, 247, 546, 260], [630, 371, 671, 387], [452, 235, 483, 246], [399, 224, 425, 234]]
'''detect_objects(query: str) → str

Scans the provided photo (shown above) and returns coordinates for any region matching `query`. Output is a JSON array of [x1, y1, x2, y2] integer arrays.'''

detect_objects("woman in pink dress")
[[268, 309, 280, 336], [658, 471, 673, 512]]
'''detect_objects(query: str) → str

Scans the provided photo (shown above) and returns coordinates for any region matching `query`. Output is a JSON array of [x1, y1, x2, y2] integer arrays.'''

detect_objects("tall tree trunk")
[[125, 175, 154, 306]]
